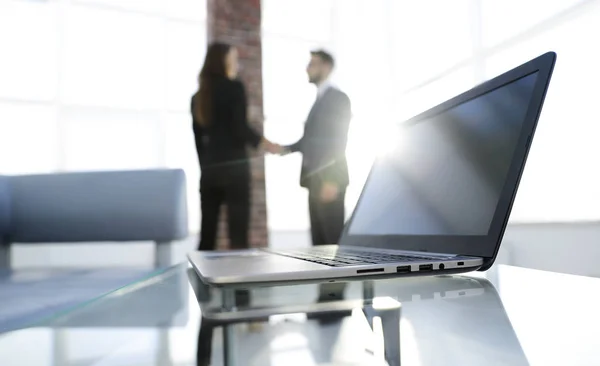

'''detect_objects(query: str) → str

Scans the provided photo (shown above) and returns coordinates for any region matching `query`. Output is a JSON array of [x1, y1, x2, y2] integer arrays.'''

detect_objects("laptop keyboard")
[[270, 248, 448, 267]]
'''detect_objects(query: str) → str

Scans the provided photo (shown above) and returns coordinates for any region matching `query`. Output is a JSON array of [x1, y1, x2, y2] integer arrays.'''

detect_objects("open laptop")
[[188, 51, 556, 287]]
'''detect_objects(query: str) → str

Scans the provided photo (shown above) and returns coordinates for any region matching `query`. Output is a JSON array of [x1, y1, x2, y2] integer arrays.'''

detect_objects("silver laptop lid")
[[340, 52, 556, 271]]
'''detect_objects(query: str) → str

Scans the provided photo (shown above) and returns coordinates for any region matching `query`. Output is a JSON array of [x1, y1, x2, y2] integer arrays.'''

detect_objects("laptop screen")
[[348, 72, 539, 236]]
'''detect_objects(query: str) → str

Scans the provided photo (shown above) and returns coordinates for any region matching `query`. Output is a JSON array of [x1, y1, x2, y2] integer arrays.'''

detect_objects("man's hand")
[[278, 146, 291, 156], [320, 182, 339, 203], [267, 142, 284, 155]]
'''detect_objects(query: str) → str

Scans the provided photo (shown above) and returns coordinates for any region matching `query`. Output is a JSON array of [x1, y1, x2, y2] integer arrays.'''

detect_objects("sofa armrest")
[[9, 169, 188, 243], [0, 176, 10, 242]]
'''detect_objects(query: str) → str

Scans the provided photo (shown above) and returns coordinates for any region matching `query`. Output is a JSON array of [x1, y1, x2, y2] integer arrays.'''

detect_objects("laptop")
[[188, 51, 556, 287]]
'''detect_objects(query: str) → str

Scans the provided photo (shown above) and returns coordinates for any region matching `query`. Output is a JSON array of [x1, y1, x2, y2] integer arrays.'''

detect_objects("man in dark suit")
[[284, 50, 352, 247]]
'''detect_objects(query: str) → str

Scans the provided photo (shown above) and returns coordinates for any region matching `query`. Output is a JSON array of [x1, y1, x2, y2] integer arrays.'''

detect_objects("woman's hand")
[[261, 138, 284, 154]]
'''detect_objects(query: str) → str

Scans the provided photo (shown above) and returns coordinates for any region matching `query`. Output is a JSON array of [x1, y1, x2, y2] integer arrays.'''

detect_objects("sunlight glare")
[[375, 123, 402, 157]]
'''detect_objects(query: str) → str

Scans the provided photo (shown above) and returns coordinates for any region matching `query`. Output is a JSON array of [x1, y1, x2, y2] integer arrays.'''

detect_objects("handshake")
[[261, 138, 290, 156]]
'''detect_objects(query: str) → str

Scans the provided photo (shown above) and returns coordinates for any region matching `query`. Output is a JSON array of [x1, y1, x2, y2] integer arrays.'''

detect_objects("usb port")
[[419, 264, 433, 272], [396, 265, 411, 273]]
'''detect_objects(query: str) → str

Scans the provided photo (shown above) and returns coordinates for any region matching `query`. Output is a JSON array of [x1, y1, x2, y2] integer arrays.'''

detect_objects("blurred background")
[[1, 0, 599, 275]]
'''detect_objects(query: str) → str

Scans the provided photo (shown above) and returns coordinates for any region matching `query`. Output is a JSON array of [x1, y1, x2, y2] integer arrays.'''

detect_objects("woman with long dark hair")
[[192, 42, 279, 251]]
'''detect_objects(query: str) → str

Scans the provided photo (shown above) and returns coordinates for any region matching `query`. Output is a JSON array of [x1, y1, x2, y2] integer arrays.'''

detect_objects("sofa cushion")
[[9, 169, 188, 243], [0, 176, 10, 240]]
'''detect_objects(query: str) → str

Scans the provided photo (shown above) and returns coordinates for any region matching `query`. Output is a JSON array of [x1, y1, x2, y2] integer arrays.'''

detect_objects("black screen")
[[349, 72, 538, 236]]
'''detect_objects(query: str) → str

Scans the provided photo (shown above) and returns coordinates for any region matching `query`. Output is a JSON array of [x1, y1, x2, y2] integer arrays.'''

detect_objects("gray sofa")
[[0, 169, 188, 268]]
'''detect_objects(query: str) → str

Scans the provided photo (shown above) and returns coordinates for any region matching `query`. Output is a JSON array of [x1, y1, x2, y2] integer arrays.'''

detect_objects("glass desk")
[[1, 263, 599, 366]]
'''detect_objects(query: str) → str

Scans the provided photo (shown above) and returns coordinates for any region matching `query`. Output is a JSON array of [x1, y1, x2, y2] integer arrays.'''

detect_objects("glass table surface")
[[1, 263, 599, 366]]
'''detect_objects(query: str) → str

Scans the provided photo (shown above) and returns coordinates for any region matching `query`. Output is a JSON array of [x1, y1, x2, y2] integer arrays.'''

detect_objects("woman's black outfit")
[[192, 77, 262, 250]]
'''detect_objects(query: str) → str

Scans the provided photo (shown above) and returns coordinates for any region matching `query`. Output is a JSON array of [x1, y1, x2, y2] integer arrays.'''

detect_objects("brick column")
[[207, 0, 268, 249]]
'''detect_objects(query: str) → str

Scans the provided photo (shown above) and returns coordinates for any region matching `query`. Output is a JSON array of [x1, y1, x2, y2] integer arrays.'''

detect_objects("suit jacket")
[[287, 87, 352, 189], [191, 77, 262, 182]]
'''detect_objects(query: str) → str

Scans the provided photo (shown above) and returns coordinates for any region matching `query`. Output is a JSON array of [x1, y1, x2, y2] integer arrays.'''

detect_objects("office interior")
[[1, 0, 599, 365]]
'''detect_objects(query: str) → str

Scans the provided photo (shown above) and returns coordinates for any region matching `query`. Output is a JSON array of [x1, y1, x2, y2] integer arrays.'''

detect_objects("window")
[[390, 0, 472, 89], [0, 1, 58, 101], [0, 103, 59, 175], [166, 21, 206, 112], [166, 0, 207, 21], [61, 108, 163, 171], [488, 8, 600, 221], [165, 112, 200, 232], [262, 0, 333, 42], [73, 0, 163, 14], [262, 0, 600, 229], [262, 35, 318, 124], [61, 5, 165, 110], [482, 0, 585, 47], [0, 0, 206, 232]]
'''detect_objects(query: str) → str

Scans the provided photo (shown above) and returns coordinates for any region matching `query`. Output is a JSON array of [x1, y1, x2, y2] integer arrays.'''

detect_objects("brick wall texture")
[[206, 0, 268, 250]]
